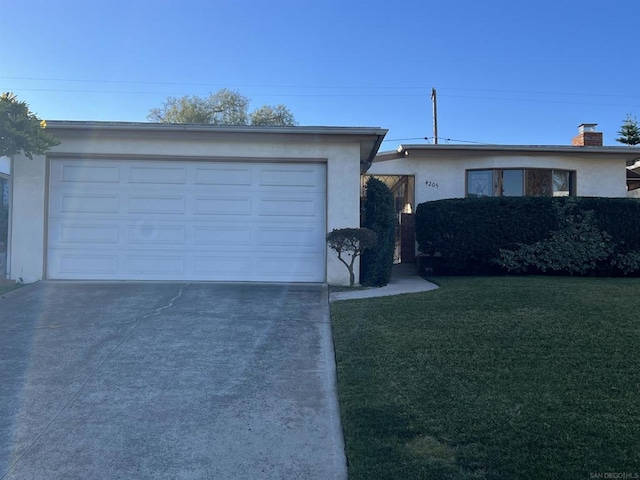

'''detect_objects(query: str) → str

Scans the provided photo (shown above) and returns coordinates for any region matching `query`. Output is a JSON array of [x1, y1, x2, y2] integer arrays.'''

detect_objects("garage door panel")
[[128, 165, 187, 184], [128, 195, 186, 214], [53, 223, 120, 245], [194, 196, 252, 215], [257, 225, 323, 248], [126, 255, 185, 275], [193, 226, 251, 246], [127, 225, 186, 245], [53, 253, 119, 275], [60, 164, 121, 183], [259, 197, 320, 216], [260, 166, 323, 187], [56, 193, 120, 214], [194, 166, 252, 186], [48, 159, 326, 282]]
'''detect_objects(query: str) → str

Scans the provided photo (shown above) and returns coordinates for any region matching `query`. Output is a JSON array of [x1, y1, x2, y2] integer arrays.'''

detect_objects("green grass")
[[331, 276, 640, 479]]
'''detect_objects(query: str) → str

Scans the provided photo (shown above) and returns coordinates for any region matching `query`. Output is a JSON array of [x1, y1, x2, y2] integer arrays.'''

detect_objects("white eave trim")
[[45, 120, 387, 137], [396, 143, 640, 158]]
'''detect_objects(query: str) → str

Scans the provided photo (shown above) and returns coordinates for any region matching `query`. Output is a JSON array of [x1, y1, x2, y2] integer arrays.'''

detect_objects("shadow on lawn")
[[345, 405, 496, 478]]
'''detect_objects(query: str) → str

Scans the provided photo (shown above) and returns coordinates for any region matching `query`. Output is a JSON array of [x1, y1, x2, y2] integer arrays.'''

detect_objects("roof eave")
[[45, 120, 387, 137], [396, 143, 640, 157], [45, 121, 388, 169]]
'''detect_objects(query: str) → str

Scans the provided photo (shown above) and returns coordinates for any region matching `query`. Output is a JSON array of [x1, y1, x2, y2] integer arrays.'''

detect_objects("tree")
[[250, 104, 297, 126], [147, 88, 297, 126], [616, 114, 640, 145], [327, 228, 377, 287], [0, 92, 60, 159]]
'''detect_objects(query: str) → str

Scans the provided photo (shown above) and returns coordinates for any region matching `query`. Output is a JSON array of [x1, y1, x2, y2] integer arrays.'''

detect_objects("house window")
[[466, 169, 575, 198], [467, 170, 493, 198], [499, 169, 524, 196], [552, 170, 571, 197]]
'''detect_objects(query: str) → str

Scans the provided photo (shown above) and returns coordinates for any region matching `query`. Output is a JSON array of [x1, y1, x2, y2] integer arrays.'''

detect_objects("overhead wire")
[[3, 76, 636, 145], [1, 76, 639, 106]]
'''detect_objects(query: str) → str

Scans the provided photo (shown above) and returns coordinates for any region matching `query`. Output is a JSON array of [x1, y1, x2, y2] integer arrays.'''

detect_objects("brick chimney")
[[572, 123, 603, 146]]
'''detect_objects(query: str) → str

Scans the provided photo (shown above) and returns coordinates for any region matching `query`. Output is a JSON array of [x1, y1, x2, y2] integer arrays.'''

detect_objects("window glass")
[[552, 170, 571, 196], [467, 170, 493, 197], [525, 170, 553, 196], [500, 170, 524, 196], [466, 169, 574, 198]]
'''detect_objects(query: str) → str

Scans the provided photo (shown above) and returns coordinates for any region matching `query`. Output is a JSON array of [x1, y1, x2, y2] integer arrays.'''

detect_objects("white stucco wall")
[[368, 151, 628, 207], [8, 127, 371, 285], [9, 152, 47, 282]]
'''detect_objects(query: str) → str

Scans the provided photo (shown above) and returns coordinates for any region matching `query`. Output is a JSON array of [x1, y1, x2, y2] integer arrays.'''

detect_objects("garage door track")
[[0, 282, 345, 479]]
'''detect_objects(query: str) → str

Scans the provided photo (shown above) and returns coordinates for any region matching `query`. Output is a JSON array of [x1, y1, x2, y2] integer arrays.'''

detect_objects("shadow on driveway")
[[0, 282, 345, 480]]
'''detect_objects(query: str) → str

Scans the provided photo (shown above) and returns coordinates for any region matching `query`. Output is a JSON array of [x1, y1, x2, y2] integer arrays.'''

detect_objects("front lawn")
[[331, 276, 640, 479]]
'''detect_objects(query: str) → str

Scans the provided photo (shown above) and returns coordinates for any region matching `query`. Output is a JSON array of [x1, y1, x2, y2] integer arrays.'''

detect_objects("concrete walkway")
[[329, 263, 439, 302]]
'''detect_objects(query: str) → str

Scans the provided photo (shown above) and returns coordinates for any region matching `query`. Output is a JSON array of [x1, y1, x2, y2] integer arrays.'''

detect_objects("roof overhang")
[[45, 121, 388, 171], [372, 144, 640, 166]]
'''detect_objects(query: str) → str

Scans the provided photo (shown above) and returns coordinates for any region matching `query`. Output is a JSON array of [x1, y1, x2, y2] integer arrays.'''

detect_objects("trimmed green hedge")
[[360, 177, 395, 286], [415, 197, 640, 276]]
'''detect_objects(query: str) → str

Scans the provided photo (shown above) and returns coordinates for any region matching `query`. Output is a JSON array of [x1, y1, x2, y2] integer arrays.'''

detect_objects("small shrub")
[[611, 251, 640, 275], [496, 202, 614, 275], [360, 178, 395, 286], [327, 228, 377, 286]]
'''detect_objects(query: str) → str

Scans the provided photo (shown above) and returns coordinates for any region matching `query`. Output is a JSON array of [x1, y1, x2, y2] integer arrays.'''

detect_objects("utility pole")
[[431, 87, 438, 144]]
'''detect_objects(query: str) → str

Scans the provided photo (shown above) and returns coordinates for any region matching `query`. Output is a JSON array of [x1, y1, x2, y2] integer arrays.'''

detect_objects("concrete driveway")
[[0, 282, 346, 480]]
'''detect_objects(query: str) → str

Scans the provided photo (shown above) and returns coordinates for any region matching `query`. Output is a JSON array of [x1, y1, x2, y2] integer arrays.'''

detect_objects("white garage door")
[[47, 159, 326, 282]]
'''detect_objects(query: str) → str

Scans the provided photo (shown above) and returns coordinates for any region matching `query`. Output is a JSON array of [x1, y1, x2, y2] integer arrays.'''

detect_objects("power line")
[[382, 137, 428, 143], [381, 137, 489, 145], [0, 76, 430, 91], [0, 86, 427, 98], [438, 93, 640, 109], [2, 76, 640, 100], [440, 86, 640, 100], [426, 137, 490, 145], [3, 86, 638, 108]]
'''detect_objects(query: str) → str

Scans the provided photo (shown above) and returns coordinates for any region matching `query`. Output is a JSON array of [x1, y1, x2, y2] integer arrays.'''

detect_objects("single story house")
[[365, 125, 640, 262], [6, 121, 386, 285], [7, 122, 640, 285]]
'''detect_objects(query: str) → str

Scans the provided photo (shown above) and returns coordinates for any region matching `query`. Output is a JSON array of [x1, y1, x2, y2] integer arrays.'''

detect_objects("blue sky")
[[1, 0, 639, 150]]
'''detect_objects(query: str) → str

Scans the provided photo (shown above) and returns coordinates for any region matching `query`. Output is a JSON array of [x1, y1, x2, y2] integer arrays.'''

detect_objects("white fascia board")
[[397, 143, 640, 159]]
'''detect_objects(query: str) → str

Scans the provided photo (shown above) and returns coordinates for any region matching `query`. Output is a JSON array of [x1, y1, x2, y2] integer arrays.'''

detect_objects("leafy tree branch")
[[0, 92, 60, 159], [148, 88, 297, 126]]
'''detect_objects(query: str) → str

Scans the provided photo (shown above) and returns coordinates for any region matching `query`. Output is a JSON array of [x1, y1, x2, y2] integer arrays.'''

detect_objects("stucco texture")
[[368, 150, 629, 206], [8, 124, 383, 285]]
